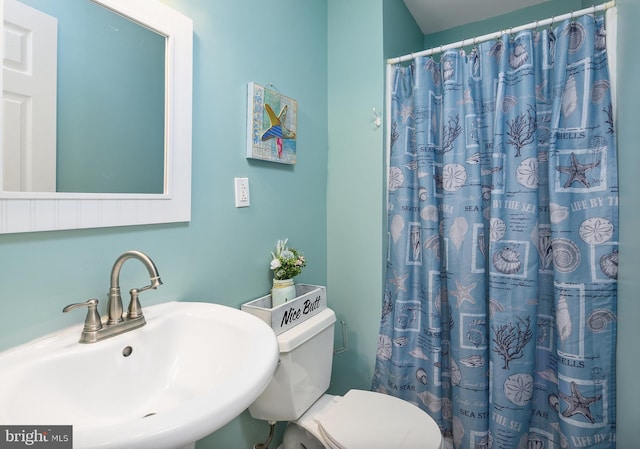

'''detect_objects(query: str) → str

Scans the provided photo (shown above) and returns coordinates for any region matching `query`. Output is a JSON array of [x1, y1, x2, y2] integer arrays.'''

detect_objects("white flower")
[[270, 259, 281, 270]]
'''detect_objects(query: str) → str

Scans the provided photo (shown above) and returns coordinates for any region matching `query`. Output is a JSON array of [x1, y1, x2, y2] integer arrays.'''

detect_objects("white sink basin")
[[0, 301, 278, 449]]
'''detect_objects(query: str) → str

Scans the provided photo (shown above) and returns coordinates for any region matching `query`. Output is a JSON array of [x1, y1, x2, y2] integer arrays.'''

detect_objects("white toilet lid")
[[316, 390, 442, 449]]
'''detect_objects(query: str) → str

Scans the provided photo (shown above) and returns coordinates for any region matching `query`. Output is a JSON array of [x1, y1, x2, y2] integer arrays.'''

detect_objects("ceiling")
[[403, 0, 550, 34]]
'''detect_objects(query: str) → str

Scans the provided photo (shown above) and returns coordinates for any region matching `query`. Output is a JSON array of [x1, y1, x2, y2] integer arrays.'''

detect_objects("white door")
[[3, 0, 57, 192]]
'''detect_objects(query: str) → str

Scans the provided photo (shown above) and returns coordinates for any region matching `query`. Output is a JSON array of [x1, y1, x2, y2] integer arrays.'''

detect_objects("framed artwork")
[[246, 82, 298, 164]]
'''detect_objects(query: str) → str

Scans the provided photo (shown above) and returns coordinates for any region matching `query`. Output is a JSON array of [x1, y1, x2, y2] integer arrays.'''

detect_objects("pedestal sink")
[[0, 301, 279, 449]]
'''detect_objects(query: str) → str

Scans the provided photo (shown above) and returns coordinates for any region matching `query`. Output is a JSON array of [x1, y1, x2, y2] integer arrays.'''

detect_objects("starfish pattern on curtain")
[[373, 13, 617, 449]]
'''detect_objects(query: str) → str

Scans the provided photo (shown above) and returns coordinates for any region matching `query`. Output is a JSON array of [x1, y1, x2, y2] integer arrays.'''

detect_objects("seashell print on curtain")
[[373, 13, 617, 449]]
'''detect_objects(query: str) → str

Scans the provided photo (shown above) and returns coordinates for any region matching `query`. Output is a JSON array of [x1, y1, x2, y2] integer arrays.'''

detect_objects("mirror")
[[4, 0, 166, 194], [0, 0, 193, 233]]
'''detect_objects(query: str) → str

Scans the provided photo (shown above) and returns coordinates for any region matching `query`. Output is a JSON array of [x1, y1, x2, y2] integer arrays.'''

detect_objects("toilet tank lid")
[[276, 308, 336, 352]]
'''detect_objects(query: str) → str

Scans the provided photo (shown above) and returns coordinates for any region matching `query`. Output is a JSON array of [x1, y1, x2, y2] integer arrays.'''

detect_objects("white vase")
[[271, 278, 296, 308]]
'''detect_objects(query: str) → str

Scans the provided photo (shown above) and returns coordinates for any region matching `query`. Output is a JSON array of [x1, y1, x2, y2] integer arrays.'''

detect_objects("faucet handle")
[[127, 288, 147, 320], [63, 298, 103, 332]]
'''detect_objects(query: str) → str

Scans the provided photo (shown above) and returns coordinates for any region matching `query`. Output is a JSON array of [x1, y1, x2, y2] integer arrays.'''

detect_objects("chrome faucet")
[[63, 250, 163, 343], [107, 250, 163, 325]]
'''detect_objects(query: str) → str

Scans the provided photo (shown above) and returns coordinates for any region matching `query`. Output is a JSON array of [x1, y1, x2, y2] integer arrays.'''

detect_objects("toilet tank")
[[249, 308, 336, 422]]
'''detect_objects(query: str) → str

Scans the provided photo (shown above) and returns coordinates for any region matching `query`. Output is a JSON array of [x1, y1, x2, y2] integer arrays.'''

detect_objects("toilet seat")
[[313, 390, 442, 449]]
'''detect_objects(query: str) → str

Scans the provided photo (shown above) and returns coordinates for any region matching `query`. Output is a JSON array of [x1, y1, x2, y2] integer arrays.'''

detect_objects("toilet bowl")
[[248, 308, 443, 449], [282, 390, 443, 449]]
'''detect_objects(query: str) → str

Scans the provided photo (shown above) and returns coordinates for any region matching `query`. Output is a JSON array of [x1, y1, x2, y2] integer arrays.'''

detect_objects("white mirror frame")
[[0, 0, 193, 233]]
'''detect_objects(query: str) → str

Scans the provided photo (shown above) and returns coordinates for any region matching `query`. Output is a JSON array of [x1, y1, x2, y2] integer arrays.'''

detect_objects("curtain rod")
[[387, 1, 616, 64]]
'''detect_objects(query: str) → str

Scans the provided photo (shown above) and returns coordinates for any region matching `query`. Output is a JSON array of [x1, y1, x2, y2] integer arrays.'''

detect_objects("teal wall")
[[326, 0, 385, 397], [2, 0, 638, 448], [0, 0, 327, 447], [613, 1, 640, 447], [383, 0, 425, 59], [423, 0, 584, 48], [325, 0, 422, 398]]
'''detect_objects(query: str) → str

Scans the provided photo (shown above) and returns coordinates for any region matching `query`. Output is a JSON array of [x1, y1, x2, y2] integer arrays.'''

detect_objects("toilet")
[[249, 308, 443, 449]]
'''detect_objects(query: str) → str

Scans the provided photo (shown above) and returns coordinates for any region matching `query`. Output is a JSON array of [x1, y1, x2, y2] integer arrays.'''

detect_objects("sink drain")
[[122, 346, 133, 357], [142, 412, 156, 418]]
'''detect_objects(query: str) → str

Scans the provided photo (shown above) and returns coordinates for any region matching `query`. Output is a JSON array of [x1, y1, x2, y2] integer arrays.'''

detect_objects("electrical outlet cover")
[[234, 177, 250, 207]]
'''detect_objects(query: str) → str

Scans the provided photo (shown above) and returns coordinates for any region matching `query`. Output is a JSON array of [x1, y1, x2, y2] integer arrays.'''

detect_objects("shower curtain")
[[373, 13, 617, 449]]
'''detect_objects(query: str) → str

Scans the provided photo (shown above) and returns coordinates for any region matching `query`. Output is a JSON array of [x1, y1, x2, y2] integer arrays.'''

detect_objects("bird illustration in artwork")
[[261, 103, 296, 158]]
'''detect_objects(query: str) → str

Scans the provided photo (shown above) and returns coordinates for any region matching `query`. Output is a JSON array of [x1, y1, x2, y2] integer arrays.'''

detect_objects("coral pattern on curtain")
[[373, 14, 617, 449]]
